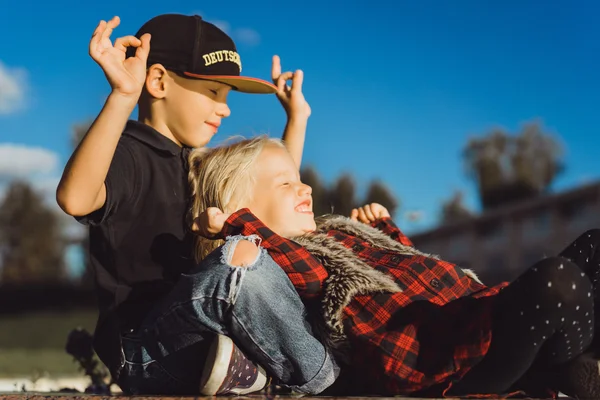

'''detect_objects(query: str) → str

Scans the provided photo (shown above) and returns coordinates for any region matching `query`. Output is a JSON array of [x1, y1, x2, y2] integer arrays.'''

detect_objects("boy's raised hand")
[[351, 203, 391, 224], [272, 55, 311, 119], [89, 16, 151, 98], [193, 207, 231, 239]]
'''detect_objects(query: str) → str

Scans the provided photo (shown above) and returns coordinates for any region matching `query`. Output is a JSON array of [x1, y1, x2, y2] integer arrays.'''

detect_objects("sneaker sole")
[[199, 334, 233, 395], [229, 365, 268, 395], [199, 334, 268, 395]]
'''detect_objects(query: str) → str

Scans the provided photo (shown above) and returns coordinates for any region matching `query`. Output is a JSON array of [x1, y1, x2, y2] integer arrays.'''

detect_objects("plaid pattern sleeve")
[[371, 217, 414, 247], [219, 208, 328, 298]]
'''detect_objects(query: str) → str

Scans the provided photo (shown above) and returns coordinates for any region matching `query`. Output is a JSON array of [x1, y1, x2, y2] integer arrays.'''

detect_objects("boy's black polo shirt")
[[77, 120, 196, 333]]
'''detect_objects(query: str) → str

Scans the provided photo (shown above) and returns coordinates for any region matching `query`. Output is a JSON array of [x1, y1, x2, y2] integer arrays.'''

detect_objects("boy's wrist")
[[286, 113, 310, 126], [107, 91, 140, 109]]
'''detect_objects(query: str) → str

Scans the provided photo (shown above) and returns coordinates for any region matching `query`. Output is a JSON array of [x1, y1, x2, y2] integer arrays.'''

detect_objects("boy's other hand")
[[351, 203, 391, 224], [193, 207, 231, 239], [89, 16, 151, 98], [272, 55, 311, 120]]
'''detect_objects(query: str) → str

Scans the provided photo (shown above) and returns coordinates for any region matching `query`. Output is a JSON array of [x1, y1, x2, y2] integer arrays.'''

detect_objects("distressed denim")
[[118, 235, 339, 395]]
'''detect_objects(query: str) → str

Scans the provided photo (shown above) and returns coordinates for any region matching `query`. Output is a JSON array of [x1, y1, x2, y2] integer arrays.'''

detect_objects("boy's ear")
[[145, 64, 168, 99]]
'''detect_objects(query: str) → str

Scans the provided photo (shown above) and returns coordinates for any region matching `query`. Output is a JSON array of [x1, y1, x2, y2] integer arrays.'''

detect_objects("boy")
[[56, 14, 333, 395]]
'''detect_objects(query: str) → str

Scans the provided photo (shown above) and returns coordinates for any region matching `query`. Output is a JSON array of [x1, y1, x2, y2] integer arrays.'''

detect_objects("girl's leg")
[[450, 257, 594, 396], [559, 230, 600, 285], [560, 229, 600, 280], [560, 229, 600, 345]]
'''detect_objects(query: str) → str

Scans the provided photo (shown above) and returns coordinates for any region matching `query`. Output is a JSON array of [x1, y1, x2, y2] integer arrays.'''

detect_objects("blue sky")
[[0, 0, 599, 235]]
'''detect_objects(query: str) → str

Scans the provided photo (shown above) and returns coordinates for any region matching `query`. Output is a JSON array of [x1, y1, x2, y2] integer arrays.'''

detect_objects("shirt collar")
[[123, 120, 184, 156]]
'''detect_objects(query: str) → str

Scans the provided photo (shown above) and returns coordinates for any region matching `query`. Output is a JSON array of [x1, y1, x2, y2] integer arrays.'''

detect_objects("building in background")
[[410, 182, 600, 285]]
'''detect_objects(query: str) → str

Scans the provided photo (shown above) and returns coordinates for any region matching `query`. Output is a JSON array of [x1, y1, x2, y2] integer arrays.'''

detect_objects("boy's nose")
[[216, 103, 231, 118]]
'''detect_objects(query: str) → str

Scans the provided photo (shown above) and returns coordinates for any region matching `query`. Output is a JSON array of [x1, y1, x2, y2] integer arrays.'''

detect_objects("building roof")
[[411, 181, 600, 241]]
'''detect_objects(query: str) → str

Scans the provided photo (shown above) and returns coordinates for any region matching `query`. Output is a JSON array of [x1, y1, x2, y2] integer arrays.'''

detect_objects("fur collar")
[[292, 215, 483, 355]]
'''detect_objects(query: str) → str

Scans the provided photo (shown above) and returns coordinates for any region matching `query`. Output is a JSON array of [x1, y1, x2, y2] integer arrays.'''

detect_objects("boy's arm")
[[271, 56, 311, 168], [218, 208, 328, 299], [56, 16, 150, 217], [57, 94, 137, 216], [281, 117, 308, 169]]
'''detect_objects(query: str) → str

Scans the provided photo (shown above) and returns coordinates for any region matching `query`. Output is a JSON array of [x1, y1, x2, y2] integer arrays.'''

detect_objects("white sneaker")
[[199, 334, 269, 395]]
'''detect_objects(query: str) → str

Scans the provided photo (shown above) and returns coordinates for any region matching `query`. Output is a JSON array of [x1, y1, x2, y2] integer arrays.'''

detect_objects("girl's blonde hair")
[[188, 135, 285, 261]]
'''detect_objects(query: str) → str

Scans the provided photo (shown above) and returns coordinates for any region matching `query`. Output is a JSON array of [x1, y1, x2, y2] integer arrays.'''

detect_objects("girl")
[[188, 135, 600, 399]]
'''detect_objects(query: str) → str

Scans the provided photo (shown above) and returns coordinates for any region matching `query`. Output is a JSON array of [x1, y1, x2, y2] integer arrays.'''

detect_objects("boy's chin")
[[179, 130, 213, 148]]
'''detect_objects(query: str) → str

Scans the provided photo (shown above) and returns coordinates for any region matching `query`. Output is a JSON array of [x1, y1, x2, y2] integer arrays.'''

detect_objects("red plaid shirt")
[[220, 209, 508, 396]]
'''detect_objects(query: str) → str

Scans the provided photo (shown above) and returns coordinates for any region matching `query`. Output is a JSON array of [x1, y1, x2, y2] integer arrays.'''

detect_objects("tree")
[[364, 180, 399, 217], [330, 173, 357, 217], [300, 166, 400, 218], [463, 120, 564, 210], [0, 181, 66, 284], [440, 190, 473, 225]]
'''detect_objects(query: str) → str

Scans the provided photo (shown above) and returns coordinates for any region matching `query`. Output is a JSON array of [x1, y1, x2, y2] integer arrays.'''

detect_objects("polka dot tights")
[[560, 229, 600, 350], [451, 231, 600, 396]]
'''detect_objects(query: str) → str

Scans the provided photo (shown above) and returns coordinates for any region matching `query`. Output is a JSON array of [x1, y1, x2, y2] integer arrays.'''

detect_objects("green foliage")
[[0, 181, 66, 284], [0, 310, 97, 377]]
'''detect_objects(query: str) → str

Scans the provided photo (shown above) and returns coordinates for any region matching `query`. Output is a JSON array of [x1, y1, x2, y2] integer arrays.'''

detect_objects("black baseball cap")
[[128, 14, 277, 94]]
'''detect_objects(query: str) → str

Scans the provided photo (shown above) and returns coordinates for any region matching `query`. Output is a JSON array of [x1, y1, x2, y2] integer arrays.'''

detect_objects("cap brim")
[[182, 72, 277, 94]]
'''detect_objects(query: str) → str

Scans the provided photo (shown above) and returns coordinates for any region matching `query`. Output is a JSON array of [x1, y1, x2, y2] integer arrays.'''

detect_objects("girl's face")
[[243, 145, 316, 238]]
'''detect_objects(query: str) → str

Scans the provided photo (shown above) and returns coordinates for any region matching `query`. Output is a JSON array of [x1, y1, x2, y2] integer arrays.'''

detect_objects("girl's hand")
[[192, 207, 231, 239], [351, 203, 390, 224]]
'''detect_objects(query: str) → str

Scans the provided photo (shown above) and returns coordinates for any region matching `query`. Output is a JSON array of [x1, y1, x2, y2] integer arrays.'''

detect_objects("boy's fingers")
[[290, 70, 304, 93], [135, 33, 151, 60], [114, 36, 141, 52], [101, 16, 120, 42], [350, 209, 358, 221], [277, 71, 293, 92], [89, 21, 106, 55], [109, 15, 121, 28], [91, 20, 105, 38], [271, 55, 281, 83]]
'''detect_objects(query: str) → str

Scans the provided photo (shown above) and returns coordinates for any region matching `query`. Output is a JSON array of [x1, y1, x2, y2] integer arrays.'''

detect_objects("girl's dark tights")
[[451, 229, 600, 395]]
